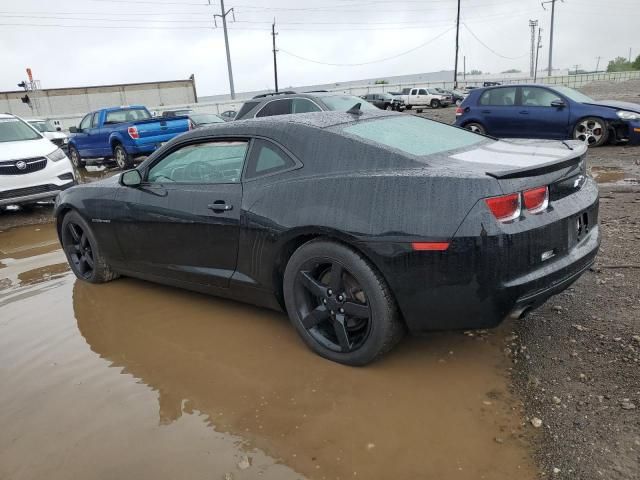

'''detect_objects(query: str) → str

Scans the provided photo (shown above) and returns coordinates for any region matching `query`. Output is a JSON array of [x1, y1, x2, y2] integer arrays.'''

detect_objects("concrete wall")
[[0, 78, 197, 119]]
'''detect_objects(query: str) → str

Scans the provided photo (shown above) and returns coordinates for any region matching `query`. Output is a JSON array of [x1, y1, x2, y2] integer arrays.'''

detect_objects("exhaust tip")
[[507, 305, 532, 321]]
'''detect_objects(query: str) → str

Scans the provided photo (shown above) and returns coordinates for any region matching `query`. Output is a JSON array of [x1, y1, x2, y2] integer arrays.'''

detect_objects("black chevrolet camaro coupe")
[[55, 110, 600, 365]]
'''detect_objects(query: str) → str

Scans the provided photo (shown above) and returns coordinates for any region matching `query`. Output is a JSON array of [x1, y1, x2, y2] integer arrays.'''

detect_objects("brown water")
[[0, 224, 536, 480]]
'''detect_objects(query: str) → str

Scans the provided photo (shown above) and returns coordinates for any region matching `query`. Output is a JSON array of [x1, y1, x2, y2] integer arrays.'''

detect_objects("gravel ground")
[[506, 79, 640, 480]]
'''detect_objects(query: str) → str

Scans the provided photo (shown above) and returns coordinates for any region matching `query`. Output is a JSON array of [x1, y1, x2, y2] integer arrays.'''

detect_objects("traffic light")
[[20, 94, 30, 105]]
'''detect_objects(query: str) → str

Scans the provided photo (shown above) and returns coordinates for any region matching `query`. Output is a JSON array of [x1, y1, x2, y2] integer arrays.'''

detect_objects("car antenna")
[[346, 103, 363, 116]]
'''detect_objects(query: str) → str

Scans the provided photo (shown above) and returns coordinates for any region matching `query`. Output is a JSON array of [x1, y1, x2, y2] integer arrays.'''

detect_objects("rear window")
[[104, 108, 150, 124], [236, 101, 260, 120], [341, 116, 485, 156], [0, 117, 41, 142]]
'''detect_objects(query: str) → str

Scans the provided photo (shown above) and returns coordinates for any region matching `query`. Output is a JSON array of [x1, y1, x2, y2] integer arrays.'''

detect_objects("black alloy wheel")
[[63, 221, 95, 279], [283, 240, 404, 365], [295, 261, 372, 353], [60, 211, 119, 283]]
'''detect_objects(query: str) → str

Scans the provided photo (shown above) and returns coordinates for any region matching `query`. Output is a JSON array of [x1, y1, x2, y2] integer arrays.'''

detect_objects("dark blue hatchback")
[[455, 84, 640, 147]]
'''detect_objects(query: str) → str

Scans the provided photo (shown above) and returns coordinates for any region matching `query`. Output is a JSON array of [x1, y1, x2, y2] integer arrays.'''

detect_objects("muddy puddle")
[[591, 166, 640, 185], [1, 224, 536, 480]]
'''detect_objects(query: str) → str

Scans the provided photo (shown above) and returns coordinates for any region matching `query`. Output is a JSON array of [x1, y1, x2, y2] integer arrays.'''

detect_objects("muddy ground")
[[1, 80, 639, 480]]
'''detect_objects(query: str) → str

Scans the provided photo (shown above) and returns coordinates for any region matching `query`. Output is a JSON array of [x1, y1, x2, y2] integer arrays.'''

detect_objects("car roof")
[[0, 113, 17, 119], [101, 105, 147, 112], [177, 109, 397, 140]]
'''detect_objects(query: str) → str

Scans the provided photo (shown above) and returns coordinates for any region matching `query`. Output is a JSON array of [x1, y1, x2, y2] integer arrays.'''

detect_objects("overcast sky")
[[1, 0, 639, 96]]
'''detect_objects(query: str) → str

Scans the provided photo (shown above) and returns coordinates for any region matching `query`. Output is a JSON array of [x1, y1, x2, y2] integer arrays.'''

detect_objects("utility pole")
[[213, 0, 236, 99], [272, 19, 279, 92], [542, 0, 561, 77], [595, 56, 601, 72], [534, 27, 543, 82], [629, 47, 632, 63], [529, 19, 538, 78], [573, 64, 580, 75], [453, 0, 461, 88], [463, 55, 466, 81]]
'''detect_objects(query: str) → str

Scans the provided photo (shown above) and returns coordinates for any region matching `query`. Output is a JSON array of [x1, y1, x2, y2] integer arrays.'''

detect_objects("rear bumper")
[[368, 179, 600, 333]]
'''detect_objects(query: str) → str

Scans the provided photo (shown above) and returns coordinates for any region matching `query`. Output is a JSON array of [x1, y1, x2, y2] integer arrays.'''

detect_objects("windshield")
[[0, 117, 41, 142], [321, 95, 377, 111], [29, 120, 56, 132], [104, 108, 151, 124], [341, 115, 486, 157], [190, 114, 224, 125], [553, 86, 594, 103]]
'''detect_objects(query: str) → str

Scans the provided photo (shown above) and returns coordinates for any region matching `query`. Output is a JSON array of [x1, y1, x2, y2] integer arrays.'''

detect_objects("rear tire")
[[113, 144, 133, 169], [68, 146, 85, 168], [430, 99, 441, 108], [283, 239, 404, 366], [465, 122, 486, 134], [60, 211, 119, 284], [573, 117, 609, 147], [416, 108, 423, 113]]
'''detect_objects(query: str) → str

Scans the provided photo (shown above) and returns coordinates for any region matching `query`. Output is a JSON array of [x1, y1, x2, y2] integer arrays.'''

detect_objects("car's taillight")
[[455, 107, 464, 116], [485, 193, 521, 222], [127, 126, 139, 139], [523, 186, 549, 214]]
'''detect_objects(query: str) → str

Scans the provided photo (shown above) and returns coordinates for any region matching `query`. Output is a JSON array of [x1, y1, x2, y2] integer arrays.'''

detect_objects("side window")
[[418, 89, 427, 95], [521, 87, 562, 107], [91, 112, 100, 128], [479, 87, 517, 106], [244, 139, 295, 180], [291, 98, 321, 114], [236, 100, 260, 119], [79, 114, 92, 130], [148, 140, 248, 184], [256, 99, 292, 118], [410, 89, 417, 95]]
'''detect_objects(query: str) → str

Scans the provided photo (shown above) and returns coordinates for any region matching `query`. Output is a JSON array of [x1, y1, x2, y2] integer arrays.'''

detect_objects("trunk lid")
[[447, 138, 587, 194]]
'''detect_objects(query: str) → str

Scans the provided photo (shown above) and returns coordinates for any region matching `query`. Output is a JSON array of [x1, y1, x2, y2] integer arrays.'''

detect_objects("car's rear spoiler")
[[486, 155, 583, 179]]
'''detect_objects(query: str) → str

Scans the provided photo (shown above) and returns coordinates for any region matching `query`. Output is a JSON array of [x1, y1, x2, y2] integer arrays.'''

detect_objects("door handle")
[[481, 110, 491, 114], [208, 201, 233, 213], [519, 110, 529, 114]]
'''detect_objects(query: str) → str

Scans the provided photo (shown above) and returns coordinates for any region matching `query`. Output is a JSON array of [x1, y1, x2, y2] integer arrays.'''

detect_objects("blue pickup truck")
[[68, 106, 190, 169]]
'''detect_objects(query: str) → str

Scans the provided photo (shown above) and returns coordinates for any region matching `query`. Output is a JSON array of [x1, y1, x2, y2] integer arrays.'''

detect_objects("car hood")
[[0, 137, 57, 162], [583, 100, 640, 113], [446, 138, 587, 179], [43, 131, 68, 140]]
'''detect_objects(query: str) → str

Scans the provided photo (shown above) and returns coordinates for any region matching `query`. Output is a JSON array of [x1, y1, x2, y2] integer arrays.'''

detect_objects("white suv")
[[0, 113, 75, 207]]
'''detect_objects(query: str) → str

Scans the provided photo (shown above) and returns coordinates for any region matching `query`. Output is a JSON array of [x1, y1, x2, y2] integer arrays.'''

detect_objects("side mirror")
[[120, 169, 142, 187], [69, 126, 78, 133], [550, 99, 566, 108]]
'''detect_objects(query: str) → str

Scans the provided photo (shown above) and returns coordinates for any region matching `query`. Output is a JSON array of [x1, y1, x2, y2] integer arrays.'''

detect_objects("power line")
[[462, 23, 529, 60], [278, 26, 454, 67]]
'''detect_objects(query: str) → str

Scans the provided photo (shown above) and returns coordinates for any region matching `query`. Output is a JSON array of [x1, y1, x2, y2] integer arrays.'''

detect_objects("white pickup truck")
[[406, 88, 451, 112]]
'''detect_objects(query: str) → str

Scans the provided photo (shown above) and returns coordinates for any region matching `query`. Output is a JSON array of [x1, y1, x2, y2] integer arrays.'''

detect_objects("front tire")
[[573, 117, 609, 147], [61, 211, 119, 283], [430, 99, 441, 108], [465, 122, 486, 134], [283, 240, 404, 366], [113, 144, 133, 169], [68, 145, 85, 168], [385, 104, 393, 111]]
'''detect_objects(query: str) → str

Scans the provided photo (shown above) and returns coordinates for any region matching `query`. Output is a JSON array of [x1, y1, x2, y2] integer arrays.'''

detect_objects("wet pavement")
[[0, 223, 536, 480]]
